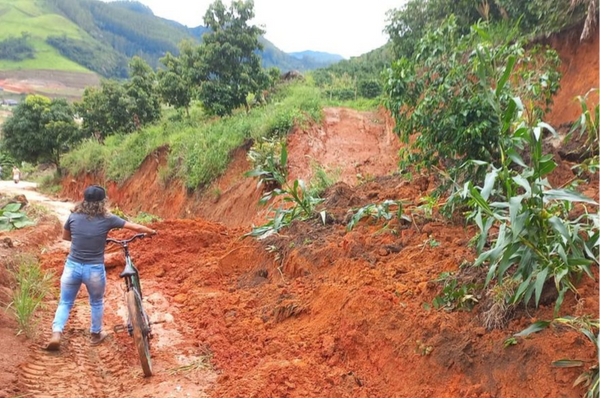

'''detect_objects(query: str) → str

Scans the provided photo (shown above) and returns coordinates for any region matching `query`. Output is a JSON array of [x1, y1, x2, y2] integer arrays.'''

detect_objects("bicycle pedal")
[[113, 324, 128, 333]]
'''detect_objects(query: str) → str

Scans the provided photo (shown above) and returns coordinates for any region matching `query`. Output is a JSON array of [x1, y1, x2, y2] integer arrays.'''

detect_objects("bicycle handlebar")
[[106, 233, 148, 246]]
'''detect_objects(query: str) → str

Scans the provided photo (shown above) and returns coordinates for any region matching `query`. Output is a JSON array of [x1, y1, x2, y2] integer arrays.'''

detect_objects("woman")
[[46, 185, 156, 351], [12, 165, 20, 184]]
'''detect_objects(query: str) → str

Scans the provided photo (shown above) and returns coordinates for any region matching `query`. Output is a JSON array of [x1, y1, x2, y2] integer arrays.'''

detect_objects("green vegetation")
[[63, 84, 322, 188], [0, 202, 35, 231], [6, 254, 55, 337], [384, 0, 592, 60], [384, 17, 561, 186], [432, 272, 480, 311], [195, 0, 267, 116], [0, 0, 342, 77], [515, 316, 599, 398], [307, 162, 340, 197], [246, 138, 288, 191], [346, 200, 411, 232], [0, 32, 34, 61], [1, 95, 79, 166]]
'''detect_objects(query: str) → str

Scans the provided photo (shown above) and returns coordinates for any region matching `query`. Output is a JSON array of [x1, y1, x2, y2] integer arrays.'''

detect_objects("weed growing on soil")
[[132, 212, 162, 224], [346, 200, 411, 232], [308, 162, 340, 197], [432, 272, 481, 311], [514, 316, 599, 398], [464, 113, 599, 315], [6, 254, 55, 337], [0, 202, 35, 231]]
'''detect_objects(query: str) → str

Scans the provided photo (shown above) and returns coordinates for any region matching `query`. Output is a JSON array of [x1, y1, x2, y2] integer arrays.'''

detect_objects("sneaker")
[[90, 331, 108, 346], [45, 332, 62, 351]]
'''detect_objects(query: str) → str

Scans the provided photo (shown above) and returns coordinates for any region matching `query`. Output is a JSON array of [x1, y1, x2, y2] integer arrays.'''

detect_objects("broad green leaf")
[[2, 203, 21, 212], [538, 122, 558, 138], [507, 147, 526, 168], [544, 189, 597, 204], [538, 158, 557, 177], [514, 320, 551, 337]]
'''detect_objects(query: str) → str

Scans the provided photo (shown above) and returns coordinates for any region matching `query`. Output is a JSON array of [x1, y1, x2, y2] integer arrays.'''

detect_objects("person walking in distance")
[[12, 165, 20, 184], [46, 185, 156, 350]]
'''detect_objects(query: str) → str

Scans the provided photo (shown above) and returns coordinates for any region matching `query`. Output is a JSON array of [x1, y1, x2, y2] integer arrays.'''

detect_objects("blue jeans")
[[52, 259, 106, 333]]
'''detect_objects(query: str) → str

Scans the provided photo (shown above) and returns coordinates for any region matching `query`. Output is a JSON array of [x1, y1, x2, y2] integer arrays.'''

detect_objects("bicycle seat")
[[120, 262, 137, 278]]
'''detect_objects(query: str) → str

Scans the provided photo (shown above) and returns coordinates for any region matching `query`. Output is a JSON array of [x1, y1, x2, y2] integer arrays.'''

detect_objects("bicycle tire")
[[127, 289, 153, 377]]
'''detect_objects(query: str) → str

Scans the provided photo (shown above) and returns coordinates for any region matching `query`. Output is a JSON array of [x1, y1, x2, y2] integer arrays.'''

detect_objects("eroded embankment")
[[545, 24, 599, 127], [61, 107, 400, 228], [44, 171, 600, 398]]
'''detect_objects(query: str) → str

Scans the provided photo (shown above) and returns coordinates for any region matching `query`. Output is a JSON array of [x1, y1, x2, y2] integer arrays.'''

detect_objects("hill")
[[0, 0, 344, 80]]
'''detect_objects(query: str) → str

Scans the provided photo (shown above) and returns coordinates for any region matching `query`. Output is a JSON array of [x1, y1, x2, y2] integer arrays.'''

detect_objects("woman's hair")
[[72, 199, 109, 218]]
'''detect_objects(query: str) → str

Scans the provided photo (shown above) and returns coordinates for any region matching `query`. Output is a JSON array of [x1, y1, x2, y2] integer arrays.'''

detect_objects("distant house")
[[3, 99, 18, 106]]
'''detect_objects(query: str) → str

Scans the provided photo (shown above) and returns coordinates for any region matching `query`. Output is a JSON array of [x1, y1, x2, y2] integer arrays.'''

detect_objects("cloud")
[[108, 0, 403, 58]]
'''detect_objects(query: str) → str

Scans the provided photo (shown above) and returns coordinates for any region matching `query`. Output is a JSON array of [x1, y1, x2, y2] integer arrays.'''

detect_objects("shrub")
[[383, 17, 561, 188]]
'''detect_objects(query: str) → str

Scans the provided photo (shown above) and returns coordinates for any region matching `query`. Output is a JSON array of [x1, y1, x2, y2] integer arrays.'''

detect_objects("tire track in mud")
[[18, 302, 130, 398]]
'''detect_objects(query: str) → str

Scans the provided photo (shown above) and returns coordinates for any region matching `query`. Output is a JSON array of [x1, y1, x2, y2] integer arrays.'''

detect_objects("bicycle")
[[106, 233, 153, 377]]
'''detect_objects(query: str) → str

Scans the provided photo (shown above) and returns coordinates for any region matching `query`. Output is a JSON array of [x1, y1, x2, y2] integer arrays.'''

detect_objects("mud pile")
[[47, 174, 599, 397], [60, 107, 400, 229]]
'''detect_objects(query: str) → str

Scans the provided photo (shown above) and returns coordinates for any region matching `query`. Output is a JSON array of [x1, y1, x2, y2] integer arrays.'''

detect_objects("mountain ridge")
[[0, 0, 344, 78]]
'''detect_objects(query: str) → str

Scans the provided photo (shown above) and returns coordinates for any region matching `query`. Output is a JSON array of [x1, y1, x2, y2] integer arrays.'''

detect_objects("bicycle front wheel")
[[127, 289, 153, 377]]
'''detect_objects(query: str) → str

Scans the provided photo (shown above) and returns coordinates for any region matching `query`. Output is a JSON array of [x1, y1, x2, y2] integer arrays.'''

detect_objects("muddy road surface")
[[1, 184, 217, 398]]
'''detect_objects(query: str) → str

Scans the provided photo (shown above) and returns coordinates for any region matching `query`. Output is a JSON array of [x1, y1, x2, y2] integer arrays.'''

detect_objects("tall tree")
[[126, 56, 161, 126], [1, 95, 79, 166], [157, 45, 194, 116], [197, 0, 268, 116]]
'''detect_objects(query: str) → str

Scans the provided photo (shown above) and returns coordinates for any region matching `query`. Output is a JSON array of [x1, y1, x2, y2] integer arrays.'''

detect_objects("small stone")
[[173, 293, 187, 304]]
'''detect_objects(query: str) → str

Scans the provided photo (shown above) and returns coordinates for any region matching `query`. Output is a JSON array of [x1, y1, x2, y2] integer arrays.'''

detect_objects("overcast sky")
[[114, 0, 404, 58]]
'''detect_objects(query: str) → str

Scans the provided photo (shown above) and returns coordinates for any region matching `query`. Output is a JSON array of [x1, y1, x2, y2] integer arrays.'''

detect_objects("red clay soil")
[[0, 215, 62, 398], [545, 25, 599, 127], [61, 107, 399, 228], [287, 107, 400, 184], [44, 173, 598, 398]]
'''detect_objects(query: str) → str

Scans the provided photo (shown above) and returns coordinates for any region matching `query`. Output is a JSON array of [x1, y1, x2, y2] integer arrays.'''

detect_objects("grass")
[[323, 97, 381, 111], [6, 254, 55, 337], [0, 0, 92, 72], [63, 83, 324, 189]]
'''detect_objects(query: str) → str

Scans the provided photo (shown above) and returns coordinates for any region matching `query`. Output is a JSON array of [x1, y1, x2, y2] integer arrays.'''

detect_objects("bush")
[[384, 17, 561, 188]]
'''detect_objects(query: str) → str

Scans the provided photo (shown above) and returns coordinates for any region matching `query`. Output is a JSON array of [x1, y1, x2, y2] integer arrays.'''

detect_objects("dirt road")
[[0, 181, 72, 224], [2, 183, 217, 398]]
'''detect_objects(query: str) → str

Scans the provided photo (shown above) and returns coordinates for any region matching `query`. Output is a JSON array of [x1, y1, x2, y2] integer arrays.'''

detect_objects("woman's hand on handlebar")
[[123, 221, 156, 236]]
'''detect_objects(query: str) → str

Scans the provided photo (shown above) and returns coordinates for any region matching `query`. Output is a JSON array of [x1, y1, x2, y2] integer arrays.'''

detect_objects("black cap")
[[83, 185, 106, 202]]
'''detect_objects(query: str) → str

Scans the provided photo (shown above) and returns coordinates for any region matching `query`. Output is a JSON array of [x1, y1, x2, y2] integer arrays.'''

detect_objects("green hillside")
[[0, 0, 343, 79], [0, 0, 92, 72]]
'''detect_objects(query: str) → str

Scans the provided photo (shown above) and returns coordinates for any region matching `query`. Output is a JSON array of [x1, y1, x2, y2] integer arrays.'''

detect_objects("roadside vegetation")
[[6, 254, 55, 337]]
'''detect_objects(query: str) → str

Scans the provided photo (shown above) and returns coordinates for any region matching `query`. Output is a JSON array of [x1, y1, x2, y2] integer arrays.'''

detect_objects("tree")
[[76, 80, 134, 139], [158, 50, 194, 116], [1, 95, 79, 166], [126, 56, 161, 126], [197, 0, 268, 116], [76, 57, 160, 139]]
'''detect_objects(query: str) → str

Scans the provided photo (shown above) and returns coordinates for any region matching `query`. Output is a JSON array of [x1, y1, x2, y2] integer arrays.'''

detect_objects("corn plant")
[[464, 111, 598, 315], [346, 200, 411, 232], [6, 255, 55, 337], [247, 179, 325, 239], [245, 138, 288, 192], [569, 88, 600, 156], [0, 203, 35, 231]]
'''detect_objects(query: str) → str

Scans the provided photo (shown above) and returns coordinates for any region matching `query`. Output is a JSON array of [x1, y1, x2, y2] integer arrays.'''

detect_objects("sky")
[[113, 0, 404, 58]]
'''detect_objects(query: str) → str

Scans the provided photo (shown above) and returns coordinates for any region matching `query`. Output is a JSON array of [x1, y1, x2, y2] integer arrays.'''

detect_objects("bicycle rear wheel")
[[127, 289, 152, 377]]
